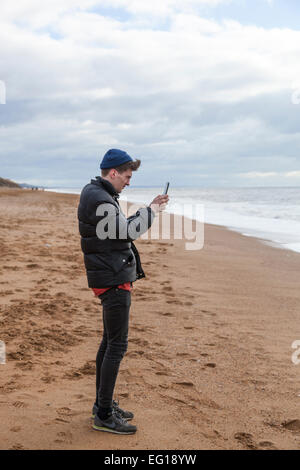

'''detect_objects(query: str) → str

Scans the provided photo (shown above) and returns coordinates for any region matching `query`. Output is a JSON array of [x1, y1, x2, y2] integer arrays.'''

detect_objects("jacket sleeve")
[[95, 202, 155, 241]]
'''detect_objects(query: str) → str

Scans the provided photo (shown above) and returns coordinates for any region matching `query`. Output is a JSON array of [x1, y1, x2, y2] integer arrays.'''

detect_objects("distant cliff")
[[0, 177, 21, 188]]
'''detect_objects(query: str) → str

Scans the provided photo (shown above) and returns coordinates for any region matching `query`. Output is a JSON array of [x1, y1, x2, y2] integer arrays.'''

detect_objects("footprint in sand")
[[162, 286, 173, 292], [118, 392, 129, 399], [56, 407, 73, 416], [38, 277, 48, 283], [120, 369, 146, 386], [12, 401, 28, 409], [131, 338, 149, 347], [126, 350, 145, 358], [41, 375, 56, 384], [159, 391, 206, 412], [135, 294, 150, 301], [55, 408, 73, 423], [236, 433, 276, 451], [174, 381, 194, 387], [282, 419, 300, 432], [9, 443, 25, 450], [10, 426, 21, 432], [78, 361, 95, 376], [3, 265, 20, 271], [258, 441, 277, 450], [55, 418, 70, 424], [56, 431, 73, 444], [159, 393, 187, 406], [131, 325, 149, 332], [64, 370, 82, 380], [234, 432, 258, 450]]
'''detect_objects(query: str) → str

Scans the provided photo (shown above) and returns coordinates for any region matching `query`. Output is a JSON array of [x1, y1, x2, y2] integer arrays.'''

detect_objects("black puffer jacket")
[[78, 176, 155, 288]]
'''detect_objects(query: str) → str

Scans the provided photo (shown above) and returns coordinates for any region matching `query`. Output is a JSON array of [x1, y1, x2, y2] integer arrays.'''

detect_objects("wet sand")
[[0, 188, 300, 450]]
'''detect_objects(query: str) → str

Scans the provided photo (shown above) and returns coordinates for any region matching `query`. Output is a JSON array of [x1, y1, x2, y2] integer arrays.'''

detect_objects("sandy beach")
[[0, 187, 300, 450]]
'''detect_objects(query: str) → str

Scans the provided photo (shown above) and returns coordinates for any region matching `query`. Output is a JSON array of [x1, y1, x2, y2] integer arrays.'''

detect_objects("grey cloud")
[[1, 8, 300, 187]]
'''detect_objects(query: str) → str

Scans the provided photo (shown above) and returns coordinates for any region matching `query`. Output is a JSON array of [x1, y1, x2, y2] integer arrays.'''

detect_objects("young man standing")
[[78, 149, 169, 434]]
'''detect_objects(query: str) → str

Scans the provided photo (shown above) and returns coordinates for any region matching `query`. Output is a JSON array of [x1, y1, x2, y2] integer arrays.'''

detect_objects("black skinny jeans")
[[96, 286, 131, 409]]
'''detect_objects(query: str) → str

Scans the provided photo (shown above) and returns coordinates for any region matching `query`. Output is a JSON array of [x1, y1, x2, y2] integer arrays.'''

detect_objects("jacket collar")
[[91, 176, 120, 200]]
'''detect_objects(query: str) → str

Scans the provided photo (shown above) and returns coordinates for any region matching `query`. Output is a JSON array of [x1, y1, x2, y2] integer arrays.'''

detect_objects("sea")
[[45, 186, 300, 254]]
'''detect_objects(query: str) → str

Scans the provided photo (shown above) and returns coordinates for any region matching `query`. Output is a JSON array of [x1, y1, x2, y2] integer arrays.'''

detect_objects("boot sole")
[[92, 413, 133, 421], [92, 423, 136, 435]]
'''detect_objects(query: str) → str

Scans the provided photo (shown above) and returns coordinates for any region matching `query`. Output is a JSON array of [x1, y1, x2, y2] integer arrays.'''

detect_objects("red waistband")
[[92, 282, 132, 296]]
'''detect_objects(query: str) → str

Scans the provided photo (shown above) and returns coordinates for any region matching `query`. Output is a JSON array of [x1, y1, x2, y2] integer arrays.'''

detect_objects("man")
[[78, 149, 169, 434]]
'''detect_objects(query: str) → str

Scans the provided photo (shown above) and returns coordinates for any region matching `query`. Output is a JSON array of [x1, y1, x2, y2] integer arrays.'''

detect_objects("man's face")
[[110, 168, 132, 193]]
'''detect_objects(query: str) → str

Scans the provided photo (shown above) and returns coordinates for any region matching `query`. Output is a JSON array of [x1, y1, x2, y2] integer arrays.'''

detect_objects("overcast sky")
[[0, 0, 300, 188]]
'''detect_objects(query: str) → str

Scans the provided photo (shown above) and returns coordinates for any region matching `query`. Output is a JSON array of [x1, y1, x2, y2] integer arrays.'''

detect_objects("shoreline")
[[1, 188, 300, 450], [43, 186, 300, 255]]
